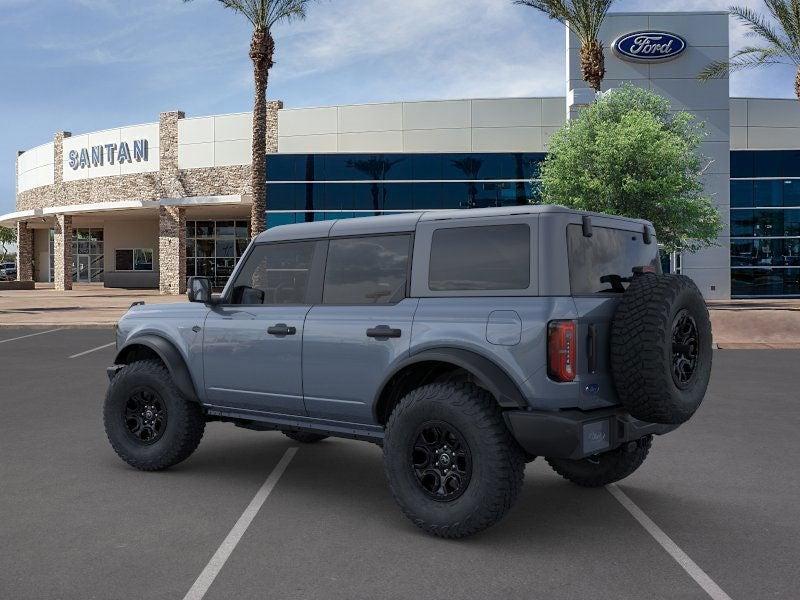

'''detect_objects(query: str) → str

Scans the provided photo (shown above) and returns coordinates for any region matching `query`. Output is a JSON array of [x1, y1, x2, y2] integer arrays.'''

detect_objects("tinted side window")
[[323, 235, 410, 304], [567, 224, 660, 295], [429, 224, 530, 291], [231, 241, 317, 305]]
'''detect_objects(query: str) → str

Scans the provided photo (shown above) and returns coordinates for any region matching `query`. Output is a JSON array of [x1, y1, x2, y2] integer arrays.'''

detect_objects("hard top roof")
[[254, 205, 651, 243]]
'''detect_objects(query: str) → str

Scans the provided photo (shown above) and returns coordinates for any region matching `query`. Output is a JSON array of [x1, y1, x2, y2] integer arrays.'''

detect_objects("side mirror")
[[187, 276, 212, 303]]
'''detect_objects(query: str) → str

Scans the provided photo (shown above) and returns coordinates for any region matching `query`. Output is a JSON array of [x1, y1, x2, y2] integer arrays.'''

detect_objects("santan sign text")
[[68, 139, 149, 170]]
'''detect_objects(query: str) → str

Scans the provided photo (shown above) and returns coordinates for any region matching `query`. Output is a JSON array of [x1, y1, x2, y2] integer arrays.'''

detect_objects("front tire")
[[383, 381, 525, 538], [546, 435, 652, 487], [103, 360, 205, 471]]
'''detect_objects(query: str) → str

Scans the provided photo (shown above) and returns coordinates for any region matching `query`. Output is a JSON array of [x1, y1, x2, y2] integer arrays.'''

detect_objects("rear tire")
[[103, 359, 205, 471], [383, 381, 525, 538], [546, 435, 652, 487], [282, 430, 328, 443]]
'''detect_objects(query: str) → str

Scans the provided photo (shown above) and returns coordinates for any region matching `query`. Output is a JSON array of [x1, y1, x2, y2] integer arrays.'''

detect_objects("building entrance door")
[[77, 255, 90, 282]]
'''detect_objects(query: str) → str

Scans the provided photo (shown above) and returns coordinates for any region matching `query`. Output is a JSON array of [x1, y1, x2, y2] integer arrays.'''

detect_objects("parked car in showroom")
[[103, 205, 712, 538]]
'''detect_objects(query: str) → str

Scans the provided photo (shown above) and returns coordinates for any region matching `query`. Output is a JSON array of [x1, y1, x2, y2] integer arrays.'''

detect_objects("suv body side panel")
[[302, 298, 420, 424], [114, 303, 209, 401], [409, 297, 578, 409]]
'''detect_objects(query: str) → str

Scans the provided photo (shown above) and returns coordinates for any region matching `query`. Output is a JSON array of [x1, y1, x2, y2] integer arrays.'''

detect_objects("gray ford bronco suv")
[[104, 205, 712, 538]]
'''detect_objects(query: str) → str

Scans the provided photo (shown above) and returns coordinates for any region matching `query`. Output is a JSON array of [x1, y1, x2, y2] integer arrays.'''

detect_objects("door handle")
[[366, 325, 402, 339], [267, 323, 297, 336]]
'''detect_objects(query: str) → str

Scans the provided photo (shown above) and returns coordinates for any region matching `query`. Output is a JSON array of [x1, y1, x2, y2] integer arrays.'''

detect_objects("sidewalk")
[[1, 285, 799, 348], [0, 284, 184, 327]]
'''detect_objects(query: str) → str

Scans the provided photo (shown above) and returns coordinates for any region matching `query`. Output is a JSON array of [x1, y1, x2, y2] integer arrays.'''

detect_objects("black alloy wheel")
[[411, 421, 472, 502], [124, 387, 167, 445], [671, 309, 699, 388]]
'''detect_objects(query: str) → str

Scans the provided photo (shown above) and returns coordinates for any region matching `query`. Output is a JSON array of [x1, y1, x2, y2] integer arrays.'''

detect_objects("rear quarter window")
[[428, 224, 530, 291], [567, 224, 660, 294]]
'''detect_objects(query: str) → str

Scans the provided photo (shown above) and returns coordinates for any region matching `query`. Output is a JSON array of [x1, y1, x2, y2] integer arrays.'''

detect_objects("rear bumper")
[[504, 407, 678, 461]]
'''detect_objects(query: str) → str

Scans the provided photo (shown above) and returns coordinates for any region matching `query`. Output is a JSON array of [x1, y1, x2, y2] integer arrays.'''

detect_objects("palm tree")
[[184, 0, 315, 236], [699, 2, 800, 101], [514, 0, 615, 92]]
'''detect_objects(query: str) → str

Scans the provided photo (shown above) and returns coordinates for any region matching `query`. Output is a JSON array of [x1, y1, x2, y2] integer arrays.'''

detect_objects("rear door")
[[202, 239, 325, 415], [302, 233, 417, 425], [564, 218, 661, 409]]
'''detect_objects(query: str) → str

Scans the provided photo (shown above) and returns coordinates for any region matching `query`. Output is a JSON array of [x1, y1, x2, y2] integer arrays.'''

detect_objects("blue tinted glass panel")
[[444, 154, 486, 180], [781, 150, 800, 177], [754, 180, 783, 206], [521, 153, 546, 179], [266, 155, 297, 181], [730, 180, 753, 208], [382, 183, 414, 211], [731, 210, 753, 237], [266, 212, 296, 228], [351, 183, 381, 211], [412, 155, 442, 180], [785, 209, 800, 235], [440, 182, 470, 209], [754, 151, 783, 177], [783, 180, 800, 207], [413, 183, 444, 209], [732, 268, 800, 296], [267, 184, 298, 211], [730, 151, 754, 178], [298, 155, 324, 181]]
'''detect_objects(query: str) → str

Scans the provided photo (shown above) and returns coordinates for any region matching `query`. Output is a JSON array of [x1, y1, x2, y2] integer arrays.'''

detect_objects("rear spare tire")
[[610, 273, 712, 425]]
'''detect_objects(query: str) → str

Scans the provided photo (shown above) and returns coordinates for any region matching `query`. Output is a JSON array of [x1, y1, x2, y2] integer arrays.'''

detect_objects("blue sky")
[[1, 0, 797, 215]]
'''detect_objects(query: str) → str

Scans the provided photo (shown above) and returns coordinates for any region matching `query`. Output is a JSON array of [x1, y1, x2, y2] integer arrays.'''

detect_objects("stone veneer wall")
[[53, 214, 73, 291], [158, 206, 186, 295], [15, 222, 33, 281]]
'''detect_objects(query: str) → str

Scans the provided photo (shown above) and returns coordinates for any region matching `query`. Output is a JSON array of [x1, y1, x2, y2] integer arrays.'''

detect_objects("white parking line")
[[607, 484, 733, 600], [183, 447, 298, 600], [0, 329, 63, 345], [68, 342, 116, 359]]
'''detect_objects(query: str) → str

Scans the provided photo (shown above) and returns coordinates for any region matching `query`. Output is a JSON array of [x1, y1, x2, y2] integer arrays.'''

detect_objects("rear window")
[[323, 235, 411, 304], [567, 224, 660, 294], [429, 224, 530, 291]]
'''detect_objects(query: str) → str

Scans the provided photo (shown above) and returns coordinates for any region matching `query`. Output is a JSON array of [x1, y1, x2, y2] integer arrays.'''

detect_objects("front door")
[[202, 239, 325, 416], [302, 234, 416, 425], [77, 255, 90, 282]]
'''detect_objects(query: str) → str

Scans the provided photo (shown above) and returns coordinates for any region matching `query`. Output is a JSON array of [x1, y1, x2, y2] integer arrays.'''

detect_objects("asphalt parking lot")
[[1, 328, 798, 600]]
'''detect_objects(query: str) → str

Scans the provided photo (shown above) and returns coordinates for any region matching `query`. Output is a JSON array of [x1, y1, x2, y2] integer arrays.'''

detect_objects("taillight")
[[548, 320, 577, 382]]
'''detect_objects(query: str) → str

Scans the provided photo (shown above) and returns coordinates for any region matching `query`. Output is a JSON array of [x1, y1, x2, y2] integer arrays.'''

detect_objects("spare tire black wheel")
[[610, 273, 712, 425]]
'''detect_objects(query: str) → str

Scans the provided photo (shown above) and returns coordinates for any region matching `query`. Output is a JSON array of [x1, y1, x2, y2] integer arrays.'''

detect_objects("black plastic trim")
[[113, 335, 200, 402], [504, 407, 678, 460]]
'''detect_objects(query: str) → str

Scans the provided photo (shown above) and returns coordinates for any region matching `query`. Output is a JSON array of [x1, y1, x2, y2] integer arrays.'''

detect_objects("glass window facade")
[[186, 220, 251, 288], [265, 153, 544, 228], [731, 150, 800, 296], [72, 228, 104, 283]]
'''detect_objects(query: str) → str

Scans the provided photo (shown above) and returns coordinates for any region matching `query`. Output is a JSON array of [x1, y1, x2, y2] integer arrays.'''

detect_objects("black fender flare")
[[114, 334, 200, 402], [374, 347, 527, 417]]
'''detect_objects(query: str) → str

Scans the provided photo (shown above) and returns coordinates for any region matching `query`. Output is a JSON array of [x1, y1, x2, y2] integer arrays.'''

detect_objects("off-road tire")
[[611, 273, 712, 425], [282, 431, 328, 443], [383, 381, 525, 539], [104, 359, 205, 471], [546, 435, 652, 487]]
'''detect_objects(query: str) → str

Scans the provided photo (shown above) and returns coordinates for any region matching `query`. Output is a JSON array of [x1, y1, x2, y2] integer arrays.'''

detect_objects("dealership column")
[[53, 214, 73, 291], [158, 206, 186, 295], [15, 221, 33, 282]]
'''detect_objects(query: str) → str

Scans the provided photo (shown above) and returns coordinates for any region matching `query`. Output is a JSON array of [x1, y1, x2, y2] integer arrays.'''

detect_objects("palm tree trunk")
[[580, 40, 605, 92], [249, 29, 275, 237], [796, 67, 800, 102]]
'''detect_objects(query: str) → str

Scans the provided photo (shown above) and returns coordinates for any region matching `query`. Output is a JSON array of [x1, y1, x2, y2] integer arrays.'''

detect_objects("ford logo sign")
[[613, 31, 686, 62]]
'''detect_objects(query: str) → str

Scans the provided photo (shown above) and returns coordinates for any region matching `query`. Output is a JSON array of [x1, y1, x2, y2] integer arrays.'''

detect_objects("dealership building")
[[3, 10, 800, 298]]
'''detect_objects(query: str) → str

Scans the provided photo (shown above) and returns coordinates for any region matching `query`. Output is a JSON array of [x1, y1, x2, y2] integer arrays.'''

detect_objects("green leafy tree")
[[184, 0, 316, 235], [0, 226, 15, 263], [538, 84, 722, 253], [514, 0, 615, 91], [699, 2, 800, 100]]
